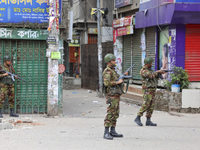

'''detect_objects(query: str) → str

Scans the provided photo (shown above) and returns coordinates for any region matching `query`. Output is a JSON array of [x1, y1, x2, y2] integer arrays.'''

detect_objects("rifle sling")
[[119, 79, 130, 94]]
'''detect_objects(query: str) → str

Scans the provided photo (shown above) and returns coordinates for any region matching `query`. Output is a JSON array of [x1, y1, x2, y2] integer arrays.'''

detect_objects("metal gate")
[[81, 42, 113, 91], [0, 39, 48, 114]]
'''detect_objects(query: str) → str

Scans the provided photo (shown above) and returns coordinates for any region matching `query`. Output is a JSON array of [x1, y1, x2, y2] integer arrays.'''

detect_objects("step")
[[125, 84, 143, 94], [121, 91, 143, 106]]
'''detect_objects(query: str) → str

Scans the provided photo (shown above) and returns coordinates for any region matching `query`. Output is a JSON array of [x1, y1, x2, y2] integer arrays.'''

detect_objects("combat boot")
[[146, 117, 157, 126], [10, 108, 19, 117], [103, 127, 113, 140], [110, 127, 123, 137], [134, 115, 143, 126], [0, 109, 3, 118]]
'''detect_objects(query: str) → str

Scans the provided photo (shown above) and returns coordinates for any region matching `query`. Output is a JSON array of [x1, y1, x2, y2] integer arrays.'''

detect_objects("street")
[[0, 89, 200, 150]]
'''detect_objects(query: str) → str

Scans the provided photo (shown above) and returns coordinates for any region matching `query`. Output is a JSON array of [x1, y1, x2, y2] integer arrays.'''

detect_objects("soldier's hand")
[[3, 73, 8, 76], [124, 72, 128, 76], [157, 70, 165, 74], [116, 79, 123, 84]]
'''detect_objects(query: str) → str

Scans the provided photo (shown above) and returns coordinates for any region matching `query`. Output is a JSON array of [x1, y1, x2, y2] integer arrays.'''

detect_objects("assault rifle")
[[116, 63, 136, 82], [158, 70, 173, 79], [0, 69, 27, 82], [116, 64, 136, 94]]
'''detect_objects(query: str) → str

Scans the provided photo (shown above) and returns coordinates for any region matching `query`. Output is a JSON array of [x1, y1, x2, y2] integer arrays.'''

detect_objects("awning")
[[135, 3, 200, 28]]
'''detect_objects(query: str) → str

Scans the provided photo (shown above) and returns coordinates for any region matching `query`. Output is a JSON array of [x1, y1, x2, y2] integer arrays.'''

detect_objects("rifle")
[[0, 69, 27, 82], [158, 70, 173, 79], [116, 63, 136, 94], [116, 63, 136, 82]]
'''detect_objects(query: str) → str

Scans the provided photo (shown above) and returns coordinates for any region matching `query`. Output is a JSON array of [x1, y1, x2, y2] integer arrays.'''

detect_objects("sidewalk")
[[0, 89, 199, 150]]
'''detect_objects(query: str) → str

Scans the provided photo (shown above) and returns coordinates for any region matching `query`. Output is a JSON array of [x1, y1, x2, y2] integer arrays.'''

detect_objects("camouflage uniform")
[[137, 65, 159, 118], [103, 65, 121, 127], [0, 65, 15, 109]]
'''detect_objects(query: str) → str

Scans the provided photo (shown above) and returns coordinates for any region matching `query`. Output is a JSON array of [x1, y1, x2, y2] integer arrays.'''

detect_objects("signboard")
[[115, 0, 132, 8], [88, 28, 98, 34], [139, 0, 174, 11], [0, 0, 61, 23], [47, 36, 57, 45], [51, 52, 61, 59], [113, 15, 133, 28], [116, 25, 134, 36], [0, 28, 48, 40], [176, 0, 200, 2], [69, 34, 80, 47]]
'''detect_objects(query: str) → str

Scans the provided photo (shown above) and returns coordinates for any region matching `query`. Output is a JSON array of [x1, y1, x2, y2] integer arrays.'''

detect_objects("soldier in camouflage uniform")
[[134, 57, 164, 126], [0, 56, 19, 118], [103, 53, 128, 140]]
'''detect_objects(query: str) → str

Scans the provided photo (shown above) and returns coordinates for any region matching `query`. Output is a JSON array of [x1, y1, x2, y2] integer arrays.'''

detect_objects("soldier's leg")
[[104, 96, 114, 140], [8, 87, 19, 117], [0, 87, 8, 118], [109, 96, 123, 137], [134, 91, 152, 126], [146, 91, 157, 126]]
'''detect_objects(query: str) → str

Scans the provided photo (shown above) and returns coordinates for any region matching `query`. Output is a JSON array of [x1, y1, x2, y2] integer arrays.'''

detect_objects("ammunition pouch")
[[2, 76, 14, 86], [109, 83, 124, 95]]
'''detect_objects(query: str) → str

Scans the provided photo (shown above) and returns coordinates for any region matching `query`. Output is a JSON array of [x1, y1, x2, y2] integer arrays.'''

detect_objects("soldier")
[[103, 53, 128, 140], [134, 57, 164, 126], [0, 56, 19, 118]]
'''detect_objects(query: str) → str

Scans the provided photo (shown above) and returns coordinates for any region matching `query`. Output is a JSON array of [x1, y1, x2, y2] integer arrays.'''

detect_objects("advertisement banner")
[[113, 15, 133, 28], [176, 0, 200, 2], [0, 0, 61, 23], [116, 25, 133, 37], [115, 0, 132, 8]]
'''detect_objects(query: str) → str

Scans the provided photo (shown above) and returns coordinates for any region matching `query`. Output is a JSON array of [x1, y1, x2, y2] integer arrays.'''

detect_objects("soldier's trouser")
[[137, 89, 156, 118], [0, 87, 15, 109], [104, 95, 120, 127]]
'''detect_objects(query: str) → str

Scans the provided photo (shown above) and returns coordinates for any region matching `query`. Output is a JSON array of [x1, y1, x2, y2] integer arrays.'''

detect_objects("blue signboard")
[[176, 0, 200, 2], [115, 0, 132, 8], [0, 0, 61, 23]]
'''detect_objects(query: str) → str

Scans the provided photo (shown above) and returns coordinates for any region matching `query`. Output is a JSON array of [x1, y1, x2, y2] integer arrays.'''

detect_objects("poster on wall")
[[159, 27, 169, 79]]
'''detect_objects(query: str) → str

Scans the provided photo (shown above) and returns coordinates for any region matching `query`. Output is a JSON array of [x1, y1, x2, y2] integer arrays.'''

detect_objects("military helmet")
[[3, 55, 11, 61], [104, 53, 116, 63], [144, 57, 154, 64]]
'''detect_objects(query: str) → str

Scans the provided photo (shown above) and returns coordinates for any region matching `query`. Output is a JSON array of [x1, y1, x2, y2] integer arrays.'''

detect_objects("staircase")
[[121, 84, 143, 106]]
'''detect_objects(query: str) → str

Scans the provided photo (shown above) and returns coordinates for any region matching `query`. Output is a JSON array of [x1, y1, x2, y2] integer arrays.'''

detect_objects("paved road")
[[0, 89, 200, 150]]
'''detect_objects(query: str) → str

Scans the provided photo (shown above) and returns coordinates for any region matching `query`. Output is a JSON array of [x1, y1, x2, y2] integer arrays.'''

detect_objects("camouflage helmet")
[[104, 53, 116, 63], [144, 57, 154, 64], [3, 55, 11, 61]]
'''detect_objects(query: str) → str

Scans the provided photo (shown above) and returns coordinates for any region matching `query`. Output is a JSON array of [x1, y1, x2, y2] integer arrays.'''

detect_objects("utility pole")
[[47, 0, 60, 116], [97, 0, 103, 97]]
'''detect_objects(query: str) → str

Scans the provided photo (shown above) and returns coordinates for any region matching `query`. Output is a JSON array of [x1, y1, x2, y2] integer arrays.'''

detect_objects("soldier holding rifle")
[[103, 53, 130, 140], [134, 57, 165, 126], [0, 56, 19, 118]]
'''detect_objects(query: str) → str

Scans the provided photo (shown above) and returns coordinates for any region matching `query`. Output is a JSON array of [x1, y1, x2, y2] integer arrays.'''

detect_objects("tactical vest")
[[141, 67, 158, 88], [103, 66, 124, 96], [1, 65, 14, 86]]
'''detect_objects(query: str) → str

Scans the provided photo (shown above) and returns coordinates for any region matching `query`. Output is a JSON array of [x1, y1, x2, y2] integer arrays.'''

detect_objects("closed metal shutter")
[[146, 27, 156, 70], [132, 29, 143, 80], [185, 24, 200, 81], [123, 35, 132, 73], [0, 40, 48, 114]]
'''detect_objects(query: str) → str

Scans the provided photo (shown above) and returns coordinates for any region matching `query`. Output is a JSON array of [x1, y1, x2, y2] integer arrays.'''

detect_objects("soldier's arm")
[[141, 70, 158, 79], [103, 70, 116, 87]]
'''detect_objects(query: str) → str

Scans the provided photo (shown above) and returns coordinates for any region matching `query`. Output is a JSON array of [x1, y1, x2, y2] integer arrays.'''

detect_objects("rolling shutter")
[[185, 24, 200, 81], [146, 27, 156, 70], [132, 29, 142, 80], [123, 35, 132, 73]]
